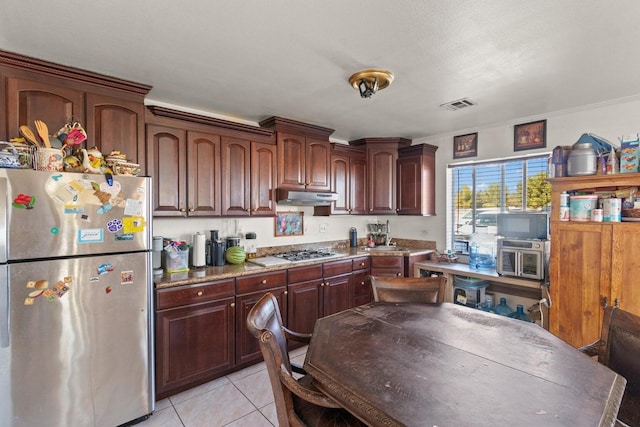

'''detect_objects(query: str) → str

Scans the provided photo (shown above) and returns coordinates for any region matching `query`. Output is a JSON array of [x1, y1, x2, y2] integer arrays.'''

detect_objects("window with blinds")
[[446, 154, 551, 252]]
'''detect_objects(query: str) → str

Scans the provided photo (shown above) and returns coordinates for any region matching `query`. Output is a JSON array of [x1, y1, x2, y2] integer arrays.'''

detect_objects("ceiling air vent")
[[440, 98, 475, 111]]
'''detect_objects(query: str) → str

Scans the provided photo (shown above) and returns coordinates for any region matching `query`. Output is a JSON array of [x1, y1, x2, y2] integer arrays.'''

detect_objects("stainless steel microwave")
[[497, 238, 548, 280], [497, 212, 548, 240]]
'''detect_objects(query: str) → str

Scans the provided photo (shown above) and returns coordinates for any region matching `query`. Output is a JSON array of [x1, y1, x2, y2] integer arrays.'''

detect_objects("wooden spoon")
[[19, 125, 41, 148], [34, 120, 52, 148]]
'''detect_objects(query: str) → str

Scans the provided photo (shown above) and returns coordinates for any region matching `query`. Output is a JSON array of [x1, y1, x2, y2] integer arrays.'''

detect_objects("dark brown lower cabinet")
[[287, 264, 324, 335], [351, 256, 372, 306], [322, 259, 353, 316], [370, 255, 404, 277], [155, 279, 235, 400], [235, 270, 287, 367]]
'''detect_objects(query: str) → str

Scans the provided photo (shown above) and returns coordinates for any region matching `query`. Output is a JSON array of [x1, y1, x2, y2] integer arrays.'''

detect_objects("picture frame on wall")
[[275, 211, 304, 237], [453, 133, 478, 159], [514, 119, 546, 151]]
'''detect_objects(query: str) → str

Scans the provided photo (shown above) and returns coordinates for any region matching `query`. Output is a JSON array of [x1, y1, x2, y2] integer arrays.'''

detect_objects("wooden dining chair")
[[370, 275, 446, 303], [246, 292, 366, 427], [579, 305, 640, 427]]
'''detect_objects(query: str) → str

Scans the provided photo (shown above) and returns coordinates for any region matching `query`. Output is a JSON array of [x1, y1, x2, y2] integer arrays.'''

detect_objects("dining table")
[[303, 302, 626, 427]]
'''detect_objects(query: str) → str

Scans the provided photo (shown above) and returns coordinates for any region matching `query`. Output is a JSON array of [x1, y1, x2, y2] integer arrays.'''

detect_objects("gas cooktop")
[[273, 249, 340, 262], [247, 249, 344, 267]]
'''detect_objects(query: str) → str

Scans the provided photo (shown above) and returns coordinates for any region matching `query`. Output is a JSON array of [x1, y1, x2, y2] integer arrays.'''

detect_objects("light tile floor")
[[140, 346, 308, 427]]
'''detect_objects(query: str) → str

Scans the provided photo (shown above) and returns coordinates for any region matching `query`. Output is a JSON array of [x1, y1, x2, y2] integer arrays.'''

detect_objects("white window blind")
[[447, 155, 551, 252]]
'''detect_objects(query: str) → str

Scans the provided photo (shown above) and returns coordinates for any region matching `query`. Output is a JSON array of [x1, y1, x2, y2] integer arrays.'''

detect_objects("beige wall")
[[153, 96, 640, 252]]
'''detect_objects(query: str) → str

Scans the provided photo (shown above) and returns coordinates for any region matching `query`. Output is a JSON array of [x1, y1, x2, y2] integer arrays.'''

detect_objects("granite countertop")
[[155, 240, 435, 289]]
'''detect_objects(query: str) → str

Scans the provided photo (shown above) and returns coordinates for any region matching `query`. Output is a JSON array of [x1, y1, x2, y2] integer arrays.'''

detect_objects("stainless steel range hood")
[[276, 189, 339, 206]]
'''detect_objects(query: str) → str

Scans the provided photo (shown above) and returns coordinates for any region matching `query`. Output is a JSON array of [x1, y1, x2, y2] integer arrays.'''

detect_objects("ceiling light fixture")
[[348, 68, 394, 99]]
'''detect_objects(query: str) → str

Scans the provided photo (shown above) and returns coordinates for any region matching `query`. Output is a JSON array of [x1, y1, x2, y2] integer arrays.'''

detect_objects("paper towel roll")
[[192, 233, 206, 267]]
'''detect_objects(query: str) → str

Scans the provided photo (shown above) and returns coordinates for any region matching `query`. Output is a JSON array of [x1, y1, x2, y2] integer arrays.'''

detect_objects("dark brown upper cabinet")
[[260, 116, 333, 192]]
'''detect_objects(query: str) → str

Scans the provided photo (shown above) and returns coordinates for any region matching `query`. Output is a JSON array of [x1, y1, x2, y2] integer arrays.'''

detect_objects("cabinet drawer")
[[288, 264, 323, 283], [323, 259, 352, 277], [370, 256, 403, 269], [156, 279, 235, 310], [352, 256, 370, 271], [236, 270, 287, 294]]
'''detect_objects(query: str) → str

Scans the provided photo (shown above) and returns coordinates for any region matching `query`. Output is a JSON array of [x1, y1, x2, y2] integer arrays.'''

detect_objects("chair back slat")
[[370, 276, 445, 303]]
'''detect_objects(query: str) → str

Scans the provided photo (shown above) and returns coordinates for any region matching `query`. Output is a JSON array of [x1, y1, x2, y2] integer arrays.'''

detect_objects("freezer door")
[[2, 169, 151, 260], [0, 177, 7, 264], [1, 252, 153, 427]]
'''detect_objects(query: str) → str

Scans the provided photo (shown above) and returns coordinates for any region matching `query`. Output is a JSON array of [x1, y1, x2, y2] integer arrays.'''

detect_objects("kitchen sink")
[[363, 245, 409, 252]]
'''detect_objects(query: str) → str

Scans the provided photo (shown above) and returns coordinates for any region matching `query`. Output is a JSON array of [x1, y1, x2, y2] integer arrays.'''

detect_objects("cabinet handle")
[[284, 290, 288, 295], [603, 296, 608, 308], [360, 262, 365, 267], [196, 290, 204, 297], [180, 208, 186, 212], [230, 302, 235, 308], [396, 273, 402, 277], [321, 282, 325, 286], [614, 298, 620, 307], [189, 208, 194, 212], [396, 208, 400, 212], [361, 281, 365, 285], [261, 279, 267, 284], [246, 208, 251, 212]]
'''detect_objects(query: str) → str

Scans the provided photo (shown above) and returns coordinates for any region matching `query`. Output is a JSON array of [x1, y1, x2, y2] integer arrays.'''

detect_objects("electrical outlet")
[[319, 223, 328, 233]]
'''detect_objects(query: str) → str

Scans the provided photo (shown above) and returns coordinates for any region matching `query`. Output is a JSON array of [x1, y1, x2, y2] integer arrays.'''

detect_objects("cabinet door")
[[85, 93, 146, 173], [187, 132, 221, 216], [323, 274, 351, 316], [350, 155, 368, 215], [549, 222, 611, 348], [611, 224, 640, 316], [305, 137, 331, 191], [146, 125, 186, 216], [235, 287, 287, 366], [351, 270, 372, 307], [397, 148, 436, 216], [221, 136, 250, 216], [368, 146, 397, 214], [6, 77, 84, 140], [155, 297, 235, 399], [251, 141, 277, 216], [277, 132, 306, 190], [397, 155, 422, 215], [330, 153, 350, 215], [287, 279, 323, 335]]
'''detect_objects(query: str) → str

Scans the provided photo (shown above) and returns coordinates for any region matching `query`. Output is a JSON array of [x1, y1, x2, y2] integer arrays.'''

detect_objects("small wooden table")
[[304, 303, 626, 427]]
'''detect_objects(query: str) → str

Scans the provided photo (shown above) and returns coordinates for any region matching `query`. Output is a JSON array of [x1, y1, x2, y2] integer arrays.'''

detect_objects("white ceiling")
[[2, 0, 640, 142]]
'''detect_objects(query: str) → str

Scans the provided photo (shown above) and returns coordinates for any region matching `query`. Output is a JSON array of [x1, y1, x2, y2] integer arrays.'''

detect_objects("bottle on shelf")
[[468, 227, 496, 270], [479, 295, 494, 313], [606, 148, 619, 174], [494, 297, 514, 316], [508, 304, 533, 322]]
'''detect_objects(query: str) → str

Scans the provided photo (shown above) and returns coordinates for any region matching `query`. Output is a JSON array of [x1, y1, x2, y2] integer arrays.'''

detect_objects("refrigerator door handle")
[[0, 177, 7, 263], [0, 265, 8, 347]]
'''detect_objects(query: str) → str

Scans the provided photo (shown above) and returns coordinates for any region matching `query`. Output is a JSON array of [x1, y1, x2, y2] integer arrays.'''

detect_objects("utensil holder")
[[36, 147, 64, 171]]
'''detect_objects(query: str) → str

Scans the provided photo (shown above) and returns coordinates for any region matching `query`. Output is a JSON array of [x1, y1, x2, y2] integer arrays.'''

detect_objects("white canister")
[[567, 142, 597, 176], [603, 199, 621, 222], [591, 209, 603, 222], [559, 206, 570, 221]]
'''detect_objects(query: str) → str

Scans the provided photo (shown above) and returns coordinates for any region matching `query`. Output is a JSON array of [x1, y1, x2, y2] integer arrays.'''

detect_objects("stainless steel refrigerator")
[[0, 169, 154, 427]]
